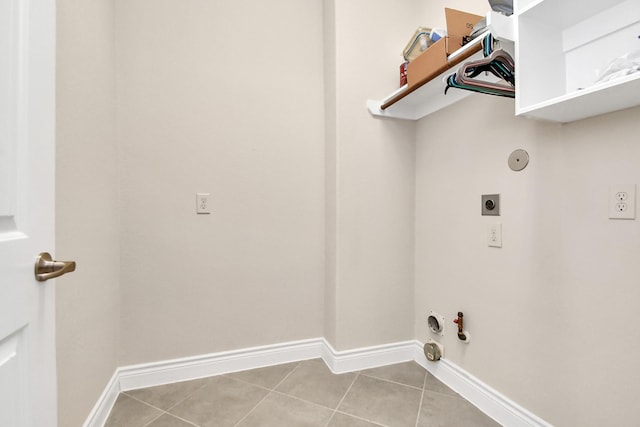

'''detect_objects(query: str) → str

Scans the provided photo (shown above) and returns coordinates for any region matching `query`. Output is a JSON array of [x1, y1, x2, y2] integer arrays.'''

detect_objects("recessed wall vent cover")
[[508, 149, 529, 171]]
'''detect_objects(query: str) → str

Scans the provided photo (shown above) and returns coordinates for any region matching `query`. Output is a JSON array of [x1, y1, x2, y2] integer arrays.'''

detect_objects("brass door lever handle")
[[35, 252, 76, 282]]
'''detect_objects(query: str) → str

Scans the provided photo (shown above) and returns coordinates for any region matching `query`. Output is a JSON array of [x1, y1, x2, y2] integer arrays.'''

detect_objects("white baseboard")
[[414, 342, 553, 427], [84, 338, 551, 427], [82, 370, 120, 427], [118, 338, 324, 392], [322, 339, 417, 374], [83, 338, 327, 427]]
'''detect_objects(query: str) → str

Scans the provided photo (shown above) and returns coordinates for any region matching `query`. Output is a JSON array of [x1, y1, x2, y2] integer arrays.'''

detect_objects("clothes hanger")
[[445, 74, 515, 98], [453, 49, 515, 92], [462, 49, 514, 84], [445, 33, 515, 98]]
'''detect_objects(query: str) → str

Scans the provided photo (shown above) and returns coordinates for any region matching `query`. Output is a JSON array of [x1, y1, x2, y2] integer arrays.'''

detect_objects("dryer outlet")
[[427, 311, 445, 336]]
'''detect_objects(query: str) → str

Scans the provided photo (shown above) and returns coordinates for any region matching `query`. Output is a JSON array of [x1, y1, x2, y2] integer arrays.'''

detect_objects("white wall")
[[115, 0, 326, 364], [415, 93, 640, 426], [56, 1, 120, 426]]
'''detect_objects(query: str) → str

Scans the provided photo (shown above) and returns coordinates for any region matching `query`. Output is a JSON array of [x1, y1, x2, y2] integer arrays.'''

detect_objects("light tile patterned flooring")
[[105, 359, 501, 427]]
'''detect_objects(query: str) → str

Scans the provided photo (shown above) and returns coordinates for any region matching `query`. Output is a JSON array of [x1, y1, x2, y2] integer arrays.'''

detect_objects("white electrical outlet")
[[609, 185, 636, 220], [196, 193, 211, 214], [488, 223, 502, 248]]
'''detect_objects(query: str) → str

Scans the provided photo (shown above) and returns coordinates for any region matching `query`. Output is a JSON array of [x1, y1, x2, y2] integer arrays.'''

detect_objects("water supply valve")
[[454, 311, 471, 344]]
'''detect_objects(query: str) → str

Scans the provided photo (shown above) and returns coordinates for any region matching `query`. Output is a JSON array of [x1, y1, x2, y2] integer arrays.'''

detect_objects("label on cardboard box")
[[444, 8, 483, 39]]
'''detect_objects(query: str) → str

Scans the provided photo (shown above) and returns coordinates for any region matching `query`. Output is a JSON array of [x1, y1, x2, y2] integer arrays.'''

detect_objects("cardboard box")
[[407, 8, 483, 88], [444, 8, 483, 41], [406, 36, 462, 88]]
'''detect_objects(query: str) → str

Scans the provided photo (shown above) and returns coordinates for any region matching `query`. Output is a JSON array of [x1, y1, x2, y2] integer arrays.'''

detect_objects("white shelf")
[[516, 0, 640, 122], [368, 12, 514, 121], [370, 2, 640, 124], [517, 72, 640, 122], [516, 0, 626, 28], [367, 48, 486, 121]]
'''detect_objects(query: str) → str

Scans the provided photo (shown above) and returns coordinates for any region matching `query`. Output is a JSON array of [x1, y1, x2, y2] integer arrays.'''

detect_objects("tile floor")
[[105, 359, 502, 427]]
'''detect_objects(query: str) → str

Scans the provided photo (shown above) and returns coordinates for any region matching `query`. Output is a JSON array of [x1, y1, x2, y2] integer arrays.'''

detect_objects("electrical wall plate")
[[196, 193, 211, 214], [488, 223, 502, 248], [609, 184, 636, 220], [482, 194, 500, 216]]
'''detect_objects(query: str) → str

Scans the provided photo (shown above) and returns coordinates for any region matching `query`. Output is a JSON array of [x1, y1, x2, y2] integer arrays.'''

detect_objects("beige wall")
[[323, 0, 419, 351], [56, 0, 120, 426], [323, 0, 338, 347], [115, 0, 326, 364], [415, 0, 488, 27], [55, 1, 640, 425], [415, 95, 640, 426], [413, 2, 640, 426]]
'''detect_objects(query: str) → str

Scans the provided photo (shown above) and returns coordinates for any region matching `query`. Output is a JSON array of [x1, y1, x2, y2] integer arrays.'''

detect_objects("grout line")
[[165, 378, 212, 413], [118, 395, 173, 427], [422, 387, 461, 399], [222, 375, 274, 394], [142, 412, 200, 427], [220, 360, 303, 393], [335, 371, 359, 411], [323, 372, 360, 427], [171, 413, 202, 427], [121, 392, 201, 427], [232, 390, 273, 427], [122, 361, 437, 427], [324, 411, 337, 426], [421, 372, 462, 399], [233, 358, 361, 413], [331, 410, 388, 426], [234, 384, 390, 427], [231, 360, 305, 427], [270, 389, 338, 412], [121, 392, 168, 415], [167, 414, 201, 427], [414, 373, 428, 427], [140, 412, 164, 427], [272, 360, 303, 391], [122, 378, 211, 426], [359, 372, 424, 391]]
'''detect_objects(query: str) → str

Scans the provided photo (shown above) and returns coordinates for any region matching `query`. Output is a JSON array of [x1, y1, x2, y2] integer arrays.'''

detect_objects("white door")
[[1, 0, 59, 426]]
